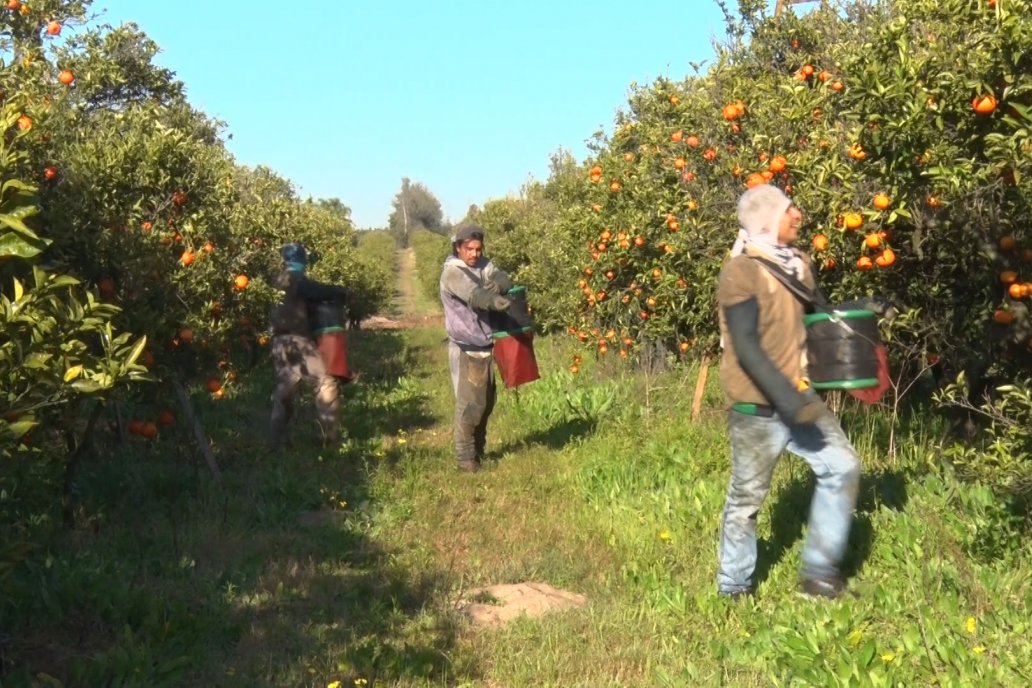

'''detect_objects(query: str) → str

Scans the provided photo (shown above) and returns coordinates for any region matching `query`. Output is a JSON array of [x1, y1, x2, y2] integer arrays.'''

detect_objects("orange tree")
[[484, 0, 1031, 389], [1, 0, 382, 528]]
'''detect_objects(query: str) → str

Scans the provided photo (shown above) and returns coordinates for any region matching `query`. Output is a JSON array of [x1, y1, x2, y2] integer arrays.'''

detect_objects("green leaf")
[[63, 365, 83, 382], [13, 278, 23, 301], [0, 211, 41, 237], [0, 230, 49, 258]]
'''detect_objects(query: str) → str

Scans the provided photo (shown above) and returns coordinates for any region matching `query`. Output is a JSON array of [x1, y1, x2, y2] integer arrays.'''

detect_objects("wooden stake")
[[691, 355, 711, 422]]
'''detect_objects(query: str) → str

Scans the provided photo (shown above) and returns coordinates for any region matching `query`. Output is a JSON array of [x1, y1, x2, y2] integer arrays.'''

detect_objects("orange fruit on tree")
[[669, 95, 679, 105], [178, 327, 194, 343], [46, 21, 61, 35], [609, 180, 621, 192], [233, 274, 250, 290], [830, 80, 844, 92], [703, 148, 717, 161], [768, 155, 787, 173], [999, 235, 1016, 251], [972, 94, 997, 115], [16, 115, 31, 131], [812, 233, 829, 251], [158, 410, 176, 427], [745, 173, 765, 188], [202, 241, 215, 253], [843, 212, 863, 230], [993, 309, 1015, 325], [674, 157, 686, 170], [865, 233, 882, 249], [624, 152, 634, 162], [823, 257, 838, 271], [1008, 283, 1026, 299], [872, 193, 891, 210], [685, 135, 699, 148], [875, 248, 896, 267], [140, 221, 153, 232], [179, 250, 196, 266], [722, 103, 739, 120], [128, 419, 144, 436], [651, 267, 662, 279], [43, 165, 58, 181], [633, 236, 645, 247], [58, 69, 74, 85], [927, 195, 941, 209], [140, 422, 158, 440], [6, 1, 20, 11], [856, 256, 874, 270], [206, 378, 223, 394], [1000, 270, 1018, 284], [671, 130, 683, 142]]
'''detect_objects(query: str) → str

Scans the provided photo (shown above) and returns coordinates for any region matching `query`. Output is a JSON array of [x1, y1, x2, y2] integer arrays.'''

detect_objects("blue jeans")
[[716, 408, 861, 594]]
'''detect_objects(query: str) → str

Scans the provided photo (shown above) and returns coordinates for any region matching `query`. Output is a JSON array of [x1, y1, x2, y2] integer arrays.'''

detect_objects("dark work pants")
[[448, 342, 496, 465]]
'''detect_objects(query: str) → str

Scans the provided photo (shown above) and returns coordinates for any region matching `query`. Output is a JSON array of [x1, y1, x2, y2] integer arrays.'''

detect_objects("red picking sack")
[[492, 330, 540, 389], [847, 344, 891, 404]]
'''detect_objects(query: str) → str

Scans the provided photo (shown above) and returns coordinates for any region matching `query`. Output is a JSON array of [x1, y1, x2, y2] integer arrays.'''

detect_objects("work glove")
[[491, 295, 512, 311]]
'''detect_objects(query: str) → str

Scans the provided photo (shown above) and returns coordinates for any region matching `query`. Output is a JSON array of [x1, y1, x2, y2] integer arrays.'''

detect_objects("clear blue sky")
[[89, 1, 752, 229]]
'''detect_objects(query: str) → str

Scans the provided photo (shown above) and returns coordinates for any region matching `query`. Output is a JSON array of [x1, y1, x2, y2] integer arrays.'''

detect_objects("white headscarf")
[[731, 184, 805, 280]]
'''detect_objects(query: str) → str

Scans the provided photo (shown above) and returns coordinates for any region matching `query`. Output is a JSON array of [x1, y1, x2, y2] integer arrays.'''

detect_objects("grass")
[[1, 248, 1031, 687]]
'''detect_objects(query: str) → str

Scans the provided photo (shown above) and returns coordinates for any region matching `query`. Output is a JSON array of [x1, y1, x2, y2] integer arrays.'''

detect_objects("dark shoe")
[[718, 588, 753, 601], [800, 576, 849, 599], [457, 460, 481, 473]]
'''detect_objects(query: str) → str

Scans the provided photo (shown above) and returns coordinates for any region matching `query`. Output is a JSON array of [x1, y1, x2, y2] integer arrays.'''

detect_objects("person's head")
[[737, 184, 802, 246], [281, 243, 308, 272], [451, 224, 486, 267]]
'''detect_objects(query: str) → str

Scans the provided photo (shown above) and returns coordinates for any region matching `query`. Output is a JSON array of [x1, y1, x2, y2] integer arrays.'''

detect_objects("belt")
[[731, 402, 776, 417]]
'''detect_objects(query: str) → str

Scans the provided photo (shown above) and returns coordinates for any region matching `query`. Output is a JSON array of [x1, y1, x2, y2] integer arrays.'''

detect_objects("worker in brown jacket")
[[716, 185, 861, 600]]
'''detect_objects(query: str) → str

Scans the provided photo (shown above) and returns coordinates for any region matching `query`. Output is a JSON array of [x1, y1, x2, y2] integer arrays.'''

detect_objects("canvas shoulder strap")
[[749, 255, 829, 312]]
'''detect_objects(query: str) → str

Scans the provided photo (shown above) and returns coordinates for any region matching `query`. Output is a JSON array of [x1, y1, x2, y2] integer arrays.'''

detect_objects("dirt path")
[[362, 247, 439, 330]]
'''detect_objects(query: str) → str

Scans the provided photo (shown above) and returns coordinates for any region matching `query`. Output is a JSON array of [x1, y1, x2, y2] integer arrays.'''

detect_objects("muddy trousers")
[[270, 334, 340, 447], [448, 343, 496, 466]]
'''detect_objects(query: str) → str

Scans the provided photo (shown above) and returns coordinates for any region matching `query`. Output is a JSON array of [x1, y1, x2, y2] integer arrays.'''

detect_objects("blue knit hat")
[[281, 243, 307, 265]]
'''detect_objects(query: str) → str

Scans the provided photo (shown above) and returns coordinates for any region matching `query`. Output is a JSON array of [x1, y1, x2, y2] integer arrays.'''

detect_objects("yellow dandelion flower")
[[338, 500, 347, 508], [328, 682, 342, 688], [881, 651, 896, 663], [965, 617, 977, 635], [398, 438, 407, 445], [355, 679, 368, 687], [973, 645, 986, 655], [658, 529, 672, 542], [847, 629, 863, 647]]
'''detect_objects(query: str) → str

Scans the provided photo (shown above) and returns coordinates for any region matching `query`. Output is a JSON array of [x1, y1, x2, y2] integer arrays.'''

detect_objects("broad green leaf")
[[63, 365, 84, 382]]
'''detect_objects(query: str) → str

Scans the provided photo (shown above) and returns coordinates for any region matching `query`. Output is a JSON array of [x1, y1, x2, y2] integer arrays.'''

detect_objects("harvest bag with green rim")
[[308, 300, 353, 381], [749, 256, 885, 392], [489, 286, 540, 389]]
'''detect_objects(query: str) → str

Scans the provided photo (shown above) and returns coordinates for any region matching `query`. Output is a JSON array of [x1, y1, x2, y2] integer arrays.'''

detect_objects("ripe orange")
[[43, 165, 58, 181], [58, 69, 74, 85], [722, 103, 739, 120], [972, 94, 997, 115], [679, 341, 690, 353], [671, 130, 683, 143], [16, 115, 31, 131], [703, 148, 717, 161], [743, 173, 764, 188], [669, 95, 679, 105], [843, 212, 863, 230], [856, 256, 874, 270], [624, 152, 634, 162], [651, 267, 662, 279], [172, 190, 188, 206], [685, 135, 700, 148], [875, 248, 896, 267], [1008, 283, 1026, 299], [157, 410, 176, 427], [769, 155, 787, 173], [830, 80, 844, 92], [609, 180, 621, 192], [1000, 270, 1017, 284], [206, 378, 223, 394], [178, 327, 194, 343], [999, 235, 1016, 251], [927, 195, 941, 209], [140, 422, 158, 440], [865, 233, 882, 249], [569, 364, 580, 374], [46, 21, 61, 36], [202, 241, 215, 253], [180, 250, 196, 266], [873, 193, 891, 210], [812, 233, 829, 251], [674, 157, 686, 170], [128, 419, 144, 436], [823, 257, 838, 271], [993, 309, 1015, 325], [234, 274, 250, 290], [633, 236, 645, 247]]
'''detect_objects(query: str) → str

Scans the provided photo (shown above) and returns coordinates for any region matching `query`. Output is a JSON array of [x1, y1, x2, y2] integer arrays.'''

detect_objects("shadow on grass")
[[753, 467, 909, 588], [490, 417, 598, 460], [0, 324, 477, 686]]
